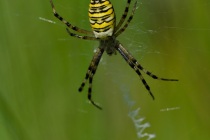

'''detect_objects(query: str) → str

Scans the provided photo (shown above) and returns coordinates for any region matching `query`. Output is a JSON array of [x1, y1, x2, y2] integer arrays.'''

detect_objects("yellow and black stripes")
[[89, 0, 116, 38]]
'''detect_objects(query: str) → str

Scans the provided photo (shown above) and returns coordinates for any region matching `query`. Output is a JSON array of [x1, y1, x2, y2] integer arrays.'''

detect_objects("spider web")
[[115, 1, 210, 140], [107, 0, 210, 139], [40, 0, 210, 139]]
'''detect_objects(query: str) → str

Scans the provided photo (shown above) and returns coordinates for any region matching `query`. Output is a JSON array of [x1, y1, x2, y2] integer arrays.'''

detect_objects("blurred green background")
[[0, 0, 210, 139]]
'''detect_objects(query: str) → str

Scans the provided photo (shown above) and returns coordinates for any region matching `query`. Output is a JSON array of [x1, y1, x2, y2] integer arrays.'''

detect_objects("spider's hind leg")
[[116, 43, 178, 99], [88, 76, 102, 110], [78, 48, 104, 110], [116, 44, 155, 99], [50, 0, 93, 35], [130, 58, 178, 81]]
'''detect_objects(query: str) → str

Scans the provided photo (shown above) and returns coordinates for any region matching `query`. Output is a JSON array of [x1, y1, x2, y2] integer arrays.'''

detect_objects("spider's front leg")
[[78, 48, 104, 110]]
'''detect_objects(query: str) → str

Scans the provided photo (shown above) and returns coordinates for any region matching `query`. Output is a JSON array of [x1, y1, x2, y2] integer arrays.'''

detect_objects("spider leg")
[[78, 48, 104, 109], [116, 43, 178, 99], [115, 1, 138, 37], [116, 43, 154, 99], [50, 0, 93, 35], [117, 43, 178, 81], [66, 28, 98, 40], [130, 58, 178, 81], [115, 0, 133, 32], [88, 74, 102, 110]]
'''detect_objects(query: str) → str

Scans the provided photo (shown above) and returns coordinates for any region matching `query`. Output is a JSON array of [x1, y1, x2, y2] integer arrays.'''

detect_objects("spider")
[[50, 0, 178, 110]]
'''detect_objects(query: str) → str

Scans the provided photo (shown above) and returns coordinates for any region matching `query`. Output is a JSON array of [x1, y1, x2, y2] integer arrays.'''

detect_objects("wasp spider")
[[50, 0, 178, 110]]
